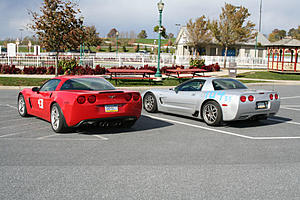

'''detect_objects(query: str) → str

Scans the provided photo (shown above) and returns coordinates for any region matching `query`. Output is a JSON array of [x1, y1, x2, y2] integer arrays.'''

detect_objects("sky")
[[0, 0, 299, 40]]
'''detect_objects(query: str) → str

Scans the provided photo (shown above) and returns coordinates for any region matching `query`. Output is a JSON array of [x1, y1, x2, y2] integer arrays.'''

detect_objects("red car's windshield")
[[60, 78, 115, 91]]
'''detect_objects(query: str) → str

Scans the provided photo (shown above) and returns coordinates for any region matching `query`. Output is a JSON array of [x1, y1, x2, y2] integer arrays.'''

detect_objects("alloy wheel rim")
[[204, 104, 217, 123], [51, 106, 60, 130], [18, 98, 25, 115], [145, 95, 154, 111]]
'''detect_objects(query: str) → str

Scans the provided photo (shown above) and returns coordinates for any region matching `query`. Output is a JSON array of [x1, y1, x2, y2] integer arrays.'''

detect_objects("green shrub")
[[190, 58, 205, 68]]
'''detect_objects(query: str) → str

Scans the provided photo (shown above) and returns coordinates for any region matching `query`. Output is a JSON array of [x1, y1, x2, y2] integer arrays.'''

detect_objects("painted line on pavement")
[[93, 135, 109, 140], [0, 127, 48, 138], [6, 104, 18, 110], [268, 118, 300, 126], [281, 96, 300, 100], [36, 134, 61, 140], [145, 114, 300, 140], [280, 107, 300, 112]]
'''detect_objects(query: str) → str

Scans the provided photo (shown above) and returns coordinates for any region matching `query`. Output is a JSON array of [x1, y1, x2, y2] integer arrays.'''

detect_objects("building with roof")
[[267, 38, 300, 72], [174, 26, 270, 58]]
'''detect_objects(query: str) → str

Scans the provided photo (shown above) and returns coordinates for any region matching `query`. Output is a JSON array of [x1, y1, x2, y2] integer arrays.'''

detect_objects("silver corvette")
[[142, 77, 280, 126]]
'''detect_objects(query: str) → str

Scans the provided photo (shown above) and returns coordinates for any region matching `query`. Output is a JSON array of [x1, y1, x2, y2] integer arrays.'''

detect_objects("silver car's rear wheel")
[[143, 93, 157, 113], [202, 101, 222, 126]]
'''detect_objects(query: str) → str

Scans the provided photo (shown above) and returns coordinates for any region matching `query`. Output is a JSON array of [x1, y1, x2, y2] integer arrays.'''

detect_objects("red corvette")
[[17, 76, 142, 133]]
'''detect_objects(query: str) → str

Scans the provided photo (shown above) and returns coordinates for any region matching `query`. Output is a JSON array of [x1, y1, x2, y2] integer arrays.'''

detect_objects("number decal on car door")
[[38, 99, 44, 109]]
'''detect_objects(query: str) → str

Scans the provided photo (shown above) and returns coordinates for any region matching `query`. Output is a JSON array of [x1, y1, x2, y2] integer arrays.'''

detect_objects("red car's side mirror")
[[32, 87, 40, 93]]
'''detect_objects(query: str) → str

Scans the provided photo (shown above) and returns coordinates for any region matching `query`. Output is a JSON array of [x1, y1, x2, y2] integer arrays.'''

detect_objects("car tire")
[[202, 101, 222, 126], [143, 93, 158, 113], [18, 94, 29, 117], [50, 103, 68, 133]]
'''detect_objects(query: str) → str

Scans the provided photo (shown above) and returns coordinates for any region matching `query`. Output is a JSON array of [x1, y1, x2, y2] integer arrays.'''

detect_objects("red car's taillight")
[[275, 93, 279, 100], [270, 94, 274, 100], [88, 95, 96, 103], [124, 93, 132, 101], [77, 96, 86, 104], [132, 93, 140, 101], [248, 95, 254, 102], [240, 96, 246, 102]]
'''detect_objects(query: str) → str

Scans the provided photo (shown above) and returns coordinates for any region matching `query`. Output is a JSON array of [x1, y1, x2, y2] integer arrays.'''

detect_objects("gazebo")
[[267, 38, 300, 72]]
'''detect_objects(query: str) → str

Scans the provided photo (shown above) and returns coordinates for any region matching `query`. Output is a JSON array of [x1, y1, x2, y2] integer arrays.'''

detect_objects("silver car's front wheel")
[[50, 103, 67, 133], [143, 93, 157, 113], [202, 101, 222, 126]]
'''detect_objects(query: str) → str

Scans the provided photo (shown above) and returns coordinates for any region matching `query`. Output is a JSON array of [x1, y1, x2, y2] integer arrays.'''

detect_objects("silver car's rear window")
[[212, 79, 247, 90]]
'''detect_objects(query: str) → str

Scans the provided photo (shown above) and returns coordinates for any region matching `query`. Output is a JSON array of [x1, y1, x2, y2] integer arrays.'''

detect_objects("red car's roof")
[[55, 75, 105, 81]]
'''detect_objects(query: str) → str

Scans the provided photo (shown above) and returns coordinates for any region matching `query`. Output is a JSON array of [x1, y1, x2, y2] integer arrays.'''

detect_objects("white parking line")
[[0, 127, 48, 138], [145, 114, 300, 140], [93, 135, 109, 140], [6, 104, 18, 110], [36, 134, 61, 140], [0, 121, 42, 130], [281, 107, 300, 112], [281, 96, 300, 100], [268, 118, 300, 126]]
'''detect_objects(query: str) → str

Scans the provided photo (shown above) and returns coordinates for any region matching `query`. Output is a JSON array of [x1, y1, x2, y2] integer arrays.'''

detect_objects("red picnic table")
[[165, 68, 208, 79], [106, 69, 156, 85]]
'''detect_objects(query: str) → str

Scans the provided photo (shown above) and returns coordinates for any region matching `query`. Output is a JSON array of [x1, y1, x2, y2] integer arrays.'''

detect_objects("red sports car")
[[17, 76, 142, 133]]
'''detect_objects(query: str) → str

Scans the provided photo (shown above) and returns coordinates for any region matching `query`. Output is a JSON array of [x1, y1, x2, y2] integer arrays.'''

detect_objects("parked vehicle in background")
[[18, 76, 142, 132], [143, 78, 280, 126]]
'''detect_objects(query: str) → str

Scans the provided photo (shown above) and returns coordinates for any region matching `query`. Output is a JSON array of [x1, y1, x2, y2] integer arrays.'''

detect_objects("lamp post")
[[79, 16, 84, 65], [155, 0, 164, 78], [116, 31, 119, 56], [16, 38, 20, 56], [28, 41, 32, 53], [255, 0, 263, 58]]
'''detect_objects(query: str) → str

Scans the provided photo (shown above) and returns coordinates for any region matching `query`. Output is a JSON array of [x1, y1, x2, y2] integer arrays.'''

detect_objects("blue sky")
[[0, 0, 299, 40]]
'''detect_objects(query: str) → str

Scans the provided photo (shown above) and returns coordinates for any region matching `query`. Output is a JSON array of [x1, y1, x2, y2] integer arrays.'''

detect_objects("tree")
[[107, 28, 118, 38], [209, 3, 255, 68], [84, 25, 102, 52], [29, 0, 83, 76], [137, 30, 148, 39], [186, 16, 212, 56], [168, 33, 175, 39], [268, 29, 286, 42], [288, 26, 300, 40], [154, 25, 168, 39]]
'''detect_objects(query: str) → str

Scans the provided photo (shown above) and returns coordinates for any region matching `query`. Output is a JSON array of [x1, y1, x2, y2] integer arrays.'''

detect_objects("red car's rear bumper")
[[63, 101, 142, 127]]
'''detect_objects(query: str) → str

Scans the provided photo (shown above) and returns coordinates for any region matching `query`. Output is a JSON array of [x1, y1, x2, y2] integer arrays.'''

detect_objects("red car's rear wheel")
[[51, 103, 68, 133]]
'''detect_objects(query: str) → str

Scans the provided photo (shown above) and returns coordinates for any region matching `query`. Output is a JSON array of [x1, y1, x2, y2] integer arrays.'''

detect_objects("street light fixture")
[[116, 31, 119, 56], [79, 16, 84, 65], [155, 0, 164, 78]]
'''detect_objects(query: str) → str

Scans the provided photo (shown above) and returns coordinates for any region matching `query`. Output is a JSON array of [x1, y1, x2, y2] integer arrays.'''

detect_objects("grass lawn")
[[237, 71, 300, 81], [0, 77, 262, 87]]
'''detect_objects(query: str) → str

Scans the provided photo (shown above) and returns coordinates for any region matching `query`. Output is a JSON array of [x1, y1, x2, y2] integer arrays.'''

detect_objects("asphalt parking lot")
[[1, 85, 300, 200]]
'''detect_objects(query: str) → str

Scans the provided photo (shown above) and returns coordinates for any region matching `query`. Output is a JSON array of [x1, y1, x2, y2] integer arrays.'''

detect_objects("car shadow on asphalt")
[[224, 116, 292, 128], [75, 115, 173, 135]]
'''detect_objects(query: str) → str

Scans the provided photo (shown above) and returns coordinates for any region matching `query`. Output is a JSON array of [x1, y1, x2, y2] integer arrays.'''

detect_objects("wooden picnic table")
[[106, 69, 156, 85], [165, 68, 207, 79]]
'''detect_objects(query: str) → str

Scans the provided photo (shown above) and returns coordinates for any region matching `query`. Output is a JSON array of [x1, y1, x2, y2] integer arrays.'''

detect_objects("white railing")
[[0, 53, 268, 69], [175, 55, 268, 68]]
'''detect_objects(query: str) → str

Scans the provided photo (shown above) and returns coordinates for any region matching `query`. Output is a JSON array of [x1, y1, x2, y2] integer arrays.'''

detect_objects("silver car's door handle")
[[191, 93, 196, 96]]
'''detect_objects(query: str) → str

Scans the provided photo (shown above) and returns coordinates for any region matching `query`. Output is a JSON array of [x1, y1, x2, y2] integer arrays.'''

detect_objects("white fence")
[[0, 53, 268, 69]]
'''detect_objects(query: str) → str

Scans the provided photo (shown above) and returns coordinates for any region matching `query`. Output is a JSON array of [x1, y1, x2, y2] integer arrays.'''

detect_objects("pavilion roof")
[[267, 38, 300, 47]]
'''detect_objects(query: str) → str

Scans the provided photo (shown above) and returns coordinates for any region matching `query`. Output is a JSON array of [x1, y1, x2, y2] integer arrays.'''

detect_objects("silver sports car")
[[143, 77, 280, 126]]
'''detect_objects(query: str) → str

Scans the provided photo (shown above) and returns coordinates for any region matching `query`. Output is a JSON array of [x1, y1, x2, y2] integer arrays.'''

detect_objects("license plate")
[[105, 105, 118, 112], [256, 101, 267, 109]]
